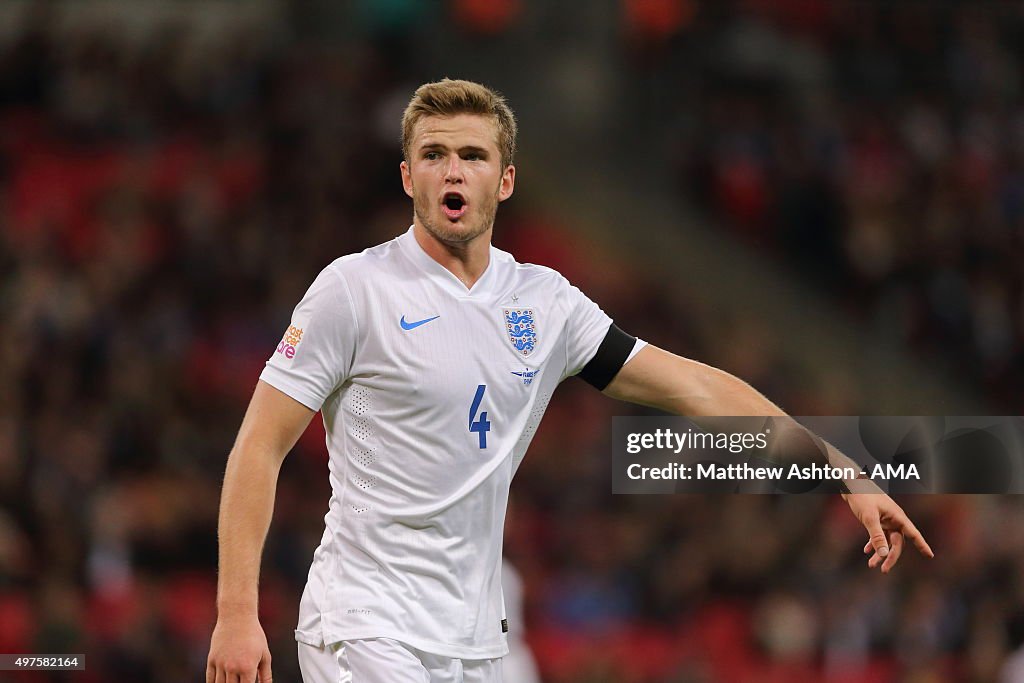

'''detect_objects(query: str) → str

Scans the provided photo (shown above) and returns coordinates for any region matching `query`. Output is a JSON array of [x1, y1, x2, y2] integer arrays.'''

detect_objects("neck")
[[412, 220, 492, 289]]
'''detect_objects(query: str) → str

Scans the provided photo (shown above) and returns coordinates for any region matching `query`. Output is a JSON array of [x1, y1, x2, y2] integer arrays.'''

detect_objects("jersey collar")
[[398, 225, 498, 299]]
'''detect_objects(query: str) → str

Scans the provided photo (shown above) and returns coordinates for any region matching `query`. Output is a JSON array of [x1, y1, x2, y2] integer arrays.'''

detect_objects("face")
[[401, 113, 515, 247]]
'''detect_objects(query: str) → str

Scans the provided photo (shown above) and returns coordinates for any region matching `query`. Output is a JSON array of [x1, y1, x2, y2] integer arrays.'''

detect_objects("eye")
[[464, 152, 482, 161], [424, 151, 441, 161]]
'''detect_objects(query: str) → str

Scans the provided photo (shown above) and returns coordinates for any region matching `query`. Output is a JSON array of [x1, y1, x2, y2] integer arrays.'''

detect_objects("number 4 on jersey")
[[469, 384, 490, 449]]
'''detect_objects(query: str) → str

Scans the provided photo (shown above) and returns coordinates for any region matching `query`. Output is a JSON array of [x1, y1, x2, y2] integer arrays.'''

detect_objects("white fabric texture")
[[297, 638, 502, 683], [499, 561, 541, 683], [262, 227, 617, 659]]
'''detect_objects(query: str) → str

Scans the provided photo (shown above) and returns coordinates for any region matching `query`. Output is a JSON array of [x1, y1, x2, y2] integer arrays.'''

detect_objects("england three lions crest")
[[503, 308, 538, 357]]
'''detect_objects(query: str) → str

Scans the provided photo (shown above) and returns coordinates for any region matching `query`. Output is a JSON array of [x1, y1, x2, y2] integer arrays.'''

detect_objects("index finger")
[[886, 507, 933, 558], [899, 517, 934, 558]]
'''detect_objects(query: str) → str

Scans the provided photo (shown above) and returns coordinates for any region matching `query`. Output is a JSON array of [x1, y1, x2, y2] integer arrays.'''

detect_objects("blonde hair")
[[402, 79, 517, 169]]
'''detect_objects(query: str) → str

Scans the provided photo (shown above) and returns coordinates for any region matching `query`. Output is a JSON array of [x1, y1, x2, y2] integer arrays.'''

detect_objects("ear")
[[498, 164, 515, 202], [400, 160, 414, 198]]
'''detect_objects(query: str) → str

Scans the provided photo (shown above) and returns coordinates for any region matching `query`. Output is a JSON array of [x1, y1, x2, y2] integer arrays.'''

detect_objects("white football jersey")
[[500, 559, 541, 683], [260, 226, 644, 659]]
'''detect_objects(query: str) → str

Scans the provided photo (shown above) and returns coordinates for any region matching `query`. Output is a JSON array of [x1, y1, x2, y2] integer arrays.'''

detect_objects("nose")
[[444, 155, 463, 183]]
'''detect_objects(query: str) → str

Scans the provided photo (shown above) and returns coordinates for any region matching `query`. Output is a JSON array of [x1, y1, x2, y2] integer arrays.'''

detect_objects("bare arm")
[[603, 345, 933, 572], [603, 344, 786, 417], [207, 380, 316, 683]]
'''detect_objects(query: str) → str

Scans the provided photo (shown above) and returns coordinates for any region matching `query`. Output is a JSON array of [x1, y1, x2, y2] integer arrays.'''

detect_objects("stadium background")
[[1, 1, 1022, 681]]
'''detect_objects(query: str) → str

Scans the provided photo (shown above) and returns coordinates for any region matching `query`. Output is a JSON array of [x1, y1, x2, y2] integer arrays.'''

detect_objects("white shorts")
[[297, 638, 503, 683]]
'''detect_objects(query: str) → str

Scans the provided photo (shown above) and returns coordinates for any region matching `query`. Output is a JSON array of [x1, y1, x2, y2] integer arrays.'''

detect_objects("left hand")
[[844, 493, 934, 573]]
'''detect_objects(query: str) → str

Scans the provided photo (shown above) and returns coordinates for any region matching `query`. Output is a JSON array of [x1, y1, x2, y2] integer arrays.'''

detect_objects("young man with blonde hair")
[[207, 79, 932, 683]]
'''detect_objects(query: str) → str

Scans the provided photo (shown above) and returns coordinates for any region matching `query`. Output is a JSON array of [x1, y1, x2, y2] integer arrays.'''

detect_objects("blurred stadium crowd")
[[643, 1, 1024, 411], [0, 2, 1021, 682]]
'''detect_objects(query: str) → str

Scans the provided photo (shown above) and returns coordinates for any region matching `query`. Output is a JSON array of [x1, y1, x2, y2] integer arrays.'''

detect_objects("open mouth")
[[442, 192, 468, 220]]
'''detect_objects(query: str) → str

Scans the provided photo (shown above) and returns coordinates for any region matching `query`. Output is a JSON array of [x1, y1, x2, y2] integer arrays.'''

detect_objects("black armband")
[[578, 323, 637, 390]]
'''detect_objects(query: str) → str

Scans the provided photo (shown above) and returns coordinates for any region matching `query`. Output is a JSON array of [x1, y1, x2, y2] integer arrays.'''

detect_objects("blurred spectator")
[[658, 1, 1024, 411]]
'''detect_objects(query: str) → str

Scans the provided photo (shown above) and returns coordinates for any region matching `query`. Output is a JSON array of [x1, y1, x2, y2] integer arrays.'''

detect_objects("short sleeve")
[[562, 281, 613, 380], [259, 265, 357, 411]]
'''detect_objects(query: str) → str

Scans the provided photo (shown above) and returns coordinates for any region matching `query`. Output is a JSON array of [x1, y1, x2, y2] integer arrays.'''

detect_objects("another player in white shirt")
[[206, 79, 934, 683]]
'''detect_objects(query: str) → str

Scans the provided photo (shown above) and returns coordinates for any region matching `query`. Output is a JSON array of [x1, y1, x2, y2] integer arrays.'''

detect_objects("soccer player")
[[206, 79, 933, 683]]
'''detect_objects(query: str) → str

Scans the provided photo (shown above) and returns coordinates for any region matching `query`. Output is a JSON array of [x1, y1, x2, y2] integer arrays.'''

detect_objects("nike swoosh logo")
[[400, 314, 440, 330]]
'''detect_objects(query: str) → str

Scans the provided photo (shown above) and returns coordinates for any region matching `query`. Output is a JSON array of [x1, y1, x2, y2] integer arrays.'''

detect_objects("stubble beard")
[[412, 183, 501, 247]]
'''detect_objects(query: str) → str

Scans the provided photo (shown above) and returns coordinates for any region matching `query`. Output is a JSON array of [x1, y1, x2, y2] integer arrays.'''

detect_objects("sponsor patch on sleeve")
[[275, 325, 303, 359]]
